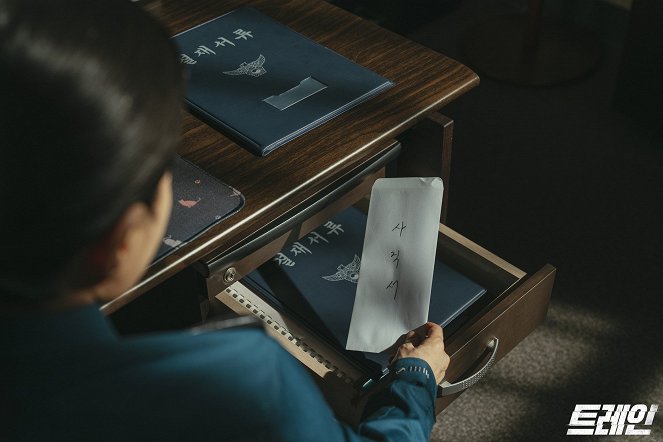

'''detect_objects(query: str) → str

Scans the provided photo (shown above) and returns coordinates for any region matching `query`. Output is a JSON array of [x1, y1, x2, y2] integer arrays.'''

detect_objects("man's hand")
[[394, 322, 449, 384]]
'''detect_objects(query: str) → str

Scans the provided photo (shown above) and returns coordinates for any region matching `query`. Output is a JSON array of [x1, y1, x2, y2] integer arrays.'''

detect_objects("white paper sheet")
[[346, 177, 444, 353]]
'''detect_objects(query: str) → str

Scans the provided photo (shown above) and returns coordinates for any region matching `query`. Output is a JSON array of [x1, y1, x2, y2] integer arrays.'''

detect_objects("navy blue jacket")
[[1, 304, 437, 441]]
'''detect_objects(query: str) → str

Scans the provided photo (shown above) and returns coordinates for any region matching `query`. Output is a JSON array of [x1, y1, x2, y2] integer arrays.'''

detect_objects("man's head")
[[0, 0, 184, 306]]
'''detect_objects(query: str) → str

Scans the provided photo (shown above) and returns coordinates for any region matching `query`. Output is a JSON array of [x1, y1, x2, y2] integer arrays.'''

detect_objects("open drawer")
[[211, 215, 555, 424]]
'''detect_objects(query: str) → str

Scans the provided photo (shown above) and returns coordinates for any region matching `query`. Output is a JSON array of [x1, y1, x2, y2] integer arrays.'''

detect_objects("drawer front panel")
[[436, 265, 556, 412]]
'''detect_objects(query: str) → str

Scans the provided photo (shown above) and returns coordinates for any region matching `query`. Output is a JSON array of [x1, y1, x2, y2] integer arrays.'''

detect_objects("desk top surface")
[[103, 0, 478, 314]]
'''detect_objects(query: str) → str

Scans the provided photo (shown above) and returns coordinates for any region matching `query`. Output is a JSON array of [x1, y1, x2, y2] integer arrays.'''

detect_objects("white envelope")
[[346, 177, 444, 353]]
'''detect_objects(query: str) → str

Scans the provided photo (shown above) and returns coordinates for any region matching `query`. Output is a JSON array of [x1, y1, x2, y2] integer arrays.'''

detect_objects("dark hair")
[[0, 0, 184, 303]]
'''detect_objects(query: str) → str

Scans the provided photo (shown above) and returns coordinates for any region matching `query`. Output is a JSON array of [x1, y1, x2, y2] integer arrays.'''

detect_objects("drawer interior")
[[222, 200, 530, 374], [205, 194, 532, 350], [434, 224, 525, 338], [350, 199, 527, 342]]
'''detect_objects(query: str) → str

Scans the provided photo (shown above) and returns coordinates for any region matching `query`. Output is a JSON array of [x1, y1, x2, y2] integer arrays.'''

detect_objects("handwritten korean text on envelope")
[[346, 177, 444, 353]]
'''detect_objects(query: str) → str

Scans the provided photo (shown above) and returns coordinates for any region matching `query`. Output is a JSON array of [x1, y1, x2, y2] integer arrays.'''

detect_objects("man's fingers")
[[400, 342, 415, 353], [425, 322, 443, 339], [403, 342, 415, 351], [442, 353, 451, 370]]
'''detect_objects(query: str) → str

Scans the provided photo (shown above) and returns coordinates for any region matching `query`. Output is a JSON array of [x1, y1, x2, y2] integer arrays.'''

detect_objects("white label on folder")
[[346, 177, 444, 353]]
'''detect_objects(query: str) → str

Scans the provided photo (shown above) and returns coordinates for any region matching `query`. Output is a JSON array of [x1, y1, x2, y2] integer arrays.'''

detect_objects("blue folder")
[[242, 206, 486, 376], [173, 7, 393, 156]]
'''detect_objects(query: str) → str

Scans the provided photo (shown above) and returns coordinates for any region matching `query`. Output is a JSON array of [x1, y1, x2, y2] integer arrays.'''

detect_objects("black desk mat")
[[154, 156, 245, 262]]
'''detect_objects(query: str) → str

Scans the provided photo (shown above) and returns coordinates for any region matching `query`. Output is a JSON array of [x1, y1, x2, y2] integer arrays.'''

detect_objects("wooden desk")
[[103, 0, 478, 314], [105, 0, 555, 424]]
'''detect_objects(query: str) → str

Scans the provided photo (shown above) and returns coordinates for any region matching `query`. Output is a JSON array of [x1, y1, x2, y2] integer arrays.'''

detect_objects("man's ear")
[[61, 221, 121, 293], [53, 173, 172, 307], [85, 202, 153, 299]]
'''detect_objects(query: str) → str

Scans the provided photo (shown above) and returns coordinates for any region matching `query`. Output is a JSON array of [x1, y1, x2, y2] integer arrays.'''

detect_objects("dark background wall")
[[332, 0, 663, 440]]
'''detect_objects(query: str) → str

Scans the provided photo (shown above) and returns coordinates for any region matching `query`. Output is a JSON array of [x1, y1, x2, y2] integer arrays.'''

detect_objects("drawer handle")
[[437, 337, 499, 397]]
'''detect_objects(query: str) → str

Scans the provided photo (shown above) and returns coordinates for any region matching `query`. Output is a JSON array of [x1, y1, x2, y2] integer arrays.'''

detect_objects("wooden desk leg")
[[395, 113, 454, 224], [435, 113, 454, 225]]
